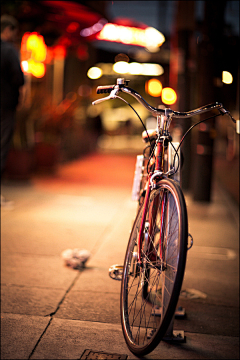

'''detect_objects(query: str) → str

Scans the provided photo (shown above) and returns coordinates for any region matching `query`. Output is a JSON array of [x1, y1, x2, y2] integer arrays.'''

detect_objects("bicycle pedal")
[[109, 264, 123, 281]]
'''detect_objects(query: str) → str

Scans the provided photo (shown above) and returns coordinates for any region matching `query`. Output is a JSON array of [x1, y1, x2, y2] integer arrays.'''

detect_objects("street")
[[1, 152, 239, 359]]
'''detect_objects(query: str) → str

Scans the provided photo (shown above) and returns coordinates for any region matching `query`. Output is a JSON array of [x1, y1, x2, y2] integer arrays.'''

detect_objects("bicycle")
[[92, 78, 237, 356]]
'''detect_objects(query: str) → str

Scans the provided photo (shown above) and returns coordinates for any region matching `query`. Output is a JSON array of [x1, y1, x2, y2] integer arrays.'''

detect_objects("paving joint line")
[[28, 270, 82, 359]]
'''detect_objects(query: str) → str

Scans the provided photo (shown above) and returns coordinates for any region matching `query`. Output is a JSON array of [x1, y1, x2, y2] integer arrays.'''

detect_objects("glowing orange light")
[[26, 33, 47, 62], [145, 79, 162, 97], [21, 33, 32, 60], [161, 87, 177, 105], [21, 32, 47, 78], [45, 48, 53, 64], [27, 59, 46, 78]]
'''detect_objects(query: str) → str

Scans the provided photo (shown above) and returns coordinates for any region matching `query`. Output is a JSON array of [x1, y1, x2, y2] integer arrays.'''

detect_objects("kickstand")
[[163, 307, 186, 342]]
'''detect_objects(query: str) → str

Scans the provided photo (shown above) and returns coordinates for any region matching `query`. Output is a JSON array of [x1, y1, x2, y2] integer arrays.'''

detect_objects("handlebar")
[[92, 78, 236, 123], [96, 85, 115, 94]]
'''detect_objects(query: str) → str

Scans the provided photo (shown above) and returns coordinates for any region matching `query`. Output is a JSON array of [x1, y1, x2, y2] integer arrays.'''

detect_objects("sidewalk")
[[1, 152, 239, 359]]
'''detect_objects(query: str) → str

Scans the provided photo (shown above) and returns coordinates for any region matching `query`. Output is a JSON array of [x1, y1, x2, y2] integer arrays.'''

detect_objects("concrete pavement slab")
[[67, 266, 122, 294], [1, 313, 239, 359], [182, 187, 239, 310], [1, 253, 77, 289], [182, 254, 239, 308], [1, 191, 120, 256], [55, 289, 121, 324], [29, 318, 239, 360], [173, 298, 239, 337], [1, 313, 50, 360], [30, 318, 131, 360], [54, 197, 137, 324], [1, 285, 68, 317]]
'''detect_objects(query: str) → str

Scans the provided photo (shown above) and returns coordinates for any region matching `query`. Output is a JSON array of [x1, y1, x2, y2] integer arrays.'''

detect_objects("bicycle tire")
[[120, 178, 188, 356]]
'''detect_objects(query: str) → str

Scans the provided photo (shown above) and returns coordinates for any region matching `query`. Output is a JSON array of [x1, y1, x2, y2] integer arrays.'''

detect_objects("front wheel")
[[120, 178, 188, 356]]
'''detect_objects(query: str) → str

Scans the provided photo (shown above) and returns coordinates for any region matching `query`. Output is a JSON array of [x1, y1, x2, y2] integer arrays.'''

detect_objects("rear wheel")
[[120, 178, 188, 356]]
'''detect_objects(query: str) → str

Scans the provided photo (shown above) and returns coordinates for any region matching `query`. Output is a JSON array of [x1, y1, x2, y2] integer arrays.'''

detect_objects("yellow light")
[[95, 61, 164, 76], [97, 23, 165, 49], [113, 61, 129, 74], [26, 33, 47, 62], [27, 59, 45, 78], [26, 34, 38, 49], [146, 79, 162, 97], [119, 25, 133, 44], [142, 63, 164, 76], [144, 27, 165, 52], [87, 67, 103, 79], [98, 23, 117, 41], [32, 62, 45, 78], [128, 62, 143, 75], [222, 71, 233, 84], [162, 87, 177, 105]]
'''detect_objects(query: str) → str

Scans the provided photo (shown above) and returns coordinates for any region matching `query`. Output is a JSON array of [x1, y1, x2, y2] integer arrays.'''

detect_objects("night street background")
[[1, 1, 239, 359]]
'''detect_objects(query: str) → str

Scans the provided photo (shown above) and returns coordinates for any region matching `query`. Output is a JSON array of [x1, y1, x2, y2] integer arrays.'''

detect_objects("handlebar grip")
[[96, 85, 115, 94]]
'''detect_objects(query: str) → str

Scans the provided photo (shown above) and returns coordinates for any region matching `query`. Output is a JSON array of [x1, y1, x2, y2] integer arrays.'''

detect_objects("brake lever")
[[219, 107, 239, 134], [219, 106, 237, 123], [218, 107, 229, 116], [92, 87, 119, 105]]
